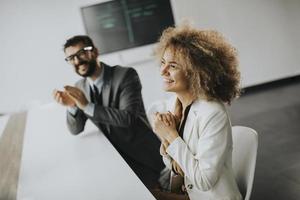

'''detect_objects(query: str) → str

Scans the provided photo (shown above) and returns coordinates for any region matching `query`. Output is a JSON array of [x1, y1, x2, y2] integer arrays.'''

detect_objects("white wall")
[[1, 0, 300, 113], [171, 0, 300, 87]]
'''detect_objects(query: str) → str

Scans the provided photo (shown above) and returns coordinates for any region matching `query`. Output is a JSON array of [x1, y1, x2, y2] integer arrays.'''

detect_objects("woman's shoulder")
[[192, 99, 227, 117], [192, 99, 230, 129]]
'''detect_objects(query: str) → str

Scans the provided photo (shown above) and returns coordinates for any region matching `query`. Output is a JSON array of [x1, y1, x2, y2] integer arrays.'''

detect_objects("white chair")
[[232, 126, 258, 200]]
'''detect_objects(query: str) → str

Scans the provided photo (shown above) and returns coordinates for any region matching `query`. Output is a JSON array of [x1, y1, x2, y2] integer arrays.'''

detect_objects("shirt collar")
[[87, 66, 104, 91]]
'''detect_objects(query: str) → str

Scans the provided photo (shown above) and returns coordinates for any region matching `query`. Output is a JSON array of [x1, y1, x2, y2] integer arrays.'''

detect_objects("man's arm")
[[66, 109, 88, 135], [53, 89, 87, 135]]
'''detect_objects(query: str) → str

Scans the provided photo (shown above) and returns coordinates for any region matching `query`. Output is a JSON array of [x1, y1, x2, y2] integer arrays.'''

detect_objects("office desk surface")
[[17, 103, 155, 200], [0, 115, 10, 139]]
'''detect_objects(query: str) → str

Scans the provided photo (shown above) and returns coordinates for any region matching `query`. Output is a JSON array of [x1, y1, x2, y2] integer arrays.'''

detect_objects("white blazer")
[[148, 97, 242, 200]]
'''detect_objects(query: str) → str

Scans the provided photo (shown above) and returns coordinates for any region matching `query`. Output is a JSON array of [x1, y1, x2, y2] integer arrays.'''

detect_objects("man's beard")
[[75, 59, 97, 77]]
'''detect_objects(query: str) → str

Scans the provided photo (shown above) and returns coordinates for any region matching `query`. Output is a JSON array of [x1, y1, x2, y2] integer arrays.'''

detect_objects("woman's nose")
[[160, 65, 169, 75]]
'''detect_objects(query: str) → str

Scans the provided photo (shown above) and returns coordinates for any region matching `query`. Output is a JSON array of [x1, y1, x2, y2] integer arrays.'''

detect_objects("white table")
[[17, 103, 155, 200], [0, 115, 10, 139]]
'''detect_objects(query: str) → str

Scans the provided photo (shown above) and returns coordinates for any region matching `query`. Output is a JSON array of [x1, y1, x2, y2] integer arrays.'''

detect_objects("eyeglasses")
[[65, 46, 93, 63]]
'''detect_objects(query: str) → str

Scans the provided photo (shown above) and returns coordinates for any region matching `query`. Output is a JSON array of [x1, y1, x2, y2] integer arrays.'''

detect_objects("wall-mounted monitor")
[[81, 0, 175, 64]]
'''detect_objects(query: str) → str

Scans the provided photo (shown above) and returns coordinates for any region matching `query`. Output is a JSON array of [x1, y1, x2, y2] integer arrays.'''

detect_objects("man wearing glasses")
[[53, 35, 164, 190]]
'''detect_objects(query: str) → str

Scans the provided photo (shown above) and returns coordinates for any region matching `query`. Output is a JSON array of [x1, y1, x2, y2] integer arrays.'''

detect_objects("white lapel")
[[183, 100, 202, 145]]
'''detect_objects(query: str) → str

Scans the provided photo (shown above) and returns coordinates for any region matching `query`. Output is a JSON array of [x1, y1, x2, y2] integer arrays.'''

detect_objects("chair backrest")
[[231, 126, 258, 200]]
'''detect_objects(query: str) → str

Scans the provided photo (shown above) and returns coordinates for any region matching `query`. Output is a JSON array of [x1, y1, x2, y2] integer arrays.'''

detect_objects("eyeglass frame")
[[64, 46, 93, 63]]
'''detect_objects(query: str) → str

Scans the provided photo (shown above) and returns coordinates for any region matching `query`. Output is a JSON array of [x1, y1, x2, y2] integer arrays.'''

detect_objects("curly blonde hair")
[[156, 25, 241, 104]]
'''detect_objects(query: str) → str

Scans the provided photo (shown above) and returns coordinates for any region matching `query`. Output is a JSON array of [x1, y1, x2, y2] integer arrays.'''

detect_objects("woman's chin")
[[163, 87, 174, 92]]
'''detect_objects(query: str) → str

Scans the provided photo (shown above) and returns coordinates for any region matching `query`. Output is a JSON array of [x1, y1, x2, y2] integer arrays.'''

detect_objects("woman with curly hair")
[[149, 24, 242, 200]]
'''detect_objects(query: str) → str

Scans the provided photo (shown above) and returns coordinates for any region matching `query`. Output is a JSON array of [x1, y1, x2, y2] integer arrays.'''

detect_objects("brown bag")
[[170, 174, 185, 194], [151, 188, 189, 200]]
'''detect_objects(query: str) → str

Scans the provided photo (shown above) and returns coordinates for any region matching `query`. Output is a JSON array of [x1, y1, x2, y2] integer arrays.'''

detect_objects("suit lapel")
[[101, 63, 112, 107]]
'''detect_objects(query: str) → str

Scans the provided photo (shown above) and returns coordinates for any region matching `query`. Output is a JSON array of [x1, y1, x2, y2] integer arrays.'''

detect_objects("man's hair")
[[156, 24, 241, 104], [63, 35, 95, 51]]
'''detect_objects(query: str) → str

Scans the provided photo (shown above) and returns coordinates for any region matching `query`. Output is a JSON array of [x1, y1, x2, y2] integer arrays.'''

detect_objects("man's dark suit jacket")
[[66, 62, 164, 189]]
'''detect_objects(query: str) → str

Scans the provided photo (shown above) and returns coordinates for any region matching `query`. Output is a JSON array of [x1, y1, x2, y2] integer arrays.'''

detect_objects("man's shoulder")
[[103, 62, 138, 79], [105, 63, 136, 74]]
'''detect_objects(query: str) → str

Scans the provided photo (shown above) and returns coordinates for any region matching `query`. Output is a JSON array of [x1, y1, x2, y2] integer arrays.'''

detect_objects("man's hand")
[[64, 85, 89, 110], [53, 89, 76, 107]]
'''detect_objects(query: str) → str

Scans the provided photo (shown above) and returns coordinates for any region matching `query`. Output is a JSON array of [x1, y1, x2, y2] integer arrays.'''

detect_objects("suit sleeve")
[[89, 68, 145, 128], [66, 108, 88, 135], [166, 109, 230, 191]]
